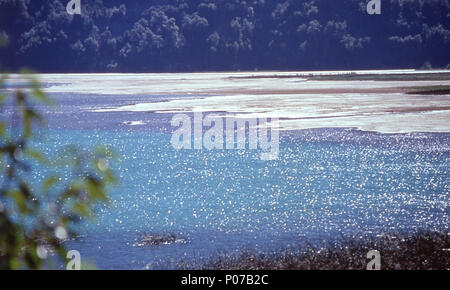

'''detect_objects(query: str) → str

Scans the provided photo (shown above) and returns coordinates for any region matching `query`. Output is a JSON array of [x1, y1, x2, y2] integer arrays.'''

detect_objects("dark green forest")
[[0, 0, 449, 72]]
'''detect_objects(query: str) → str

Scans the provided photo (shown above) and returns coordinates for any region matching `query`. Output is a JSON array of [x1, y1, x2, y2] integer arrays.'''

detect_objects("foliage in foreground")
[[0, 72, 116, 269]]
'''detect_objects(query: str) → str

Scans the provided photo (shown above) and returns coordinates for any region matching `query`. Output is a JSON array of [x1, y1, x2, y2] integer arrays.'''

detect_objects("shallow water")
[[34, 127, 448, 269], [3, 72, 449, 269]]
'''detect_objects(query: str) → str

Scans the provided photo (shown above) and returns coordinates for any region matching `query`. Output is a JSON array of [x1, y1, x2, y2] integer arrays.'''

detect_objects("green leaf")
[[32, 85, 53, 106], [72, 202, 91, 218], [25, 148, 49, 164], [9, 190, 29, 214], [86, 179, 107, 201], [0, 122, 5, 137], [41, 176, 59, 192]]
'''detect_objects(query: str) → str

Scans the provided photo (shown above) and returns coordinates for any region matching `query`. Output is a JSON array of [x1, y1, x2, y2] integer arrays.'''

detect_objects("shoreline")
[[186, 231, 450, 270]]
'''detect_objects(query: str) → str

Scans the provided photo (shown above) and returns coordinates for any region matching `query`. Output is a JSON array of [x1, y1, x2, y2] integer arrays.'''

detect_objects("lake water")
[[4, 71, 450, 269]]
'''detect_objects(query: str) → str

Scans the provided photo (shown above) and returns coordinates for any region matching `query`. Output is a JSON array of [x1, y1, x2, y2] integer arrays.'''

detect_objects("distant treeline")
[[0, 0, 449, 72]]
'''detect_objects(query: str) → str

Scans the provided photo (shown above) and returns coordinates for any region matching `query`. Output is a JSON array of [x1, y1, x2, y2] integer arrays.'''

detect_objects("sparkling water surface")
[[4, 73, 449, 269], [37, 106, 449, 269]]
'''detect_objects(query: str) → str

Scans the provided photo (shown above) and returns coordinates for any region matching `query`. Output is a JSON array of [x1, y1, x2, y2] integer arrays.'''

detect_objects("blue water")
[[5, 92, 450, 269]]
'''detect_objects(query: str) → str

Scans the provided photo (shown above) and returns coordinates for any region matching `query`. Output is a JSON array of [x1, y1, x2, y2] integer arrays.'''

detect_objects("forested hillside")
[[0, 0, 449, 72]]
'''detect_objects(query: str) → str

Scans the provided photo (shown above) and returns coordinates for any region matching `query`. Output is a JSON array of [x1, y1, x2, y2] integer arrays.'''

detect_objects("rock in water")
[[135, 234, 187, 246]]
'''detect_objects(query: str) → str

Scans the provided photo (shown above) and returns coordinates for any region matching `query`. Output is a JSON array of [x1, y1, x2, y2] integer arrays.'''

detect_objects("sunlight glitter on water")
[[9, 71, 448, 269]]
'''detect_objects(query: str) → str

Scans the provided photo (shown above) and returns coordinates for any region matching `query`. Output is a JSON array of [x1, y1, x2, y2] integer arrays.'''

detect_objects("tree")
[[0, 35, 116, 269]]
